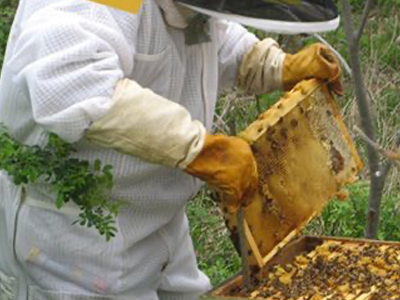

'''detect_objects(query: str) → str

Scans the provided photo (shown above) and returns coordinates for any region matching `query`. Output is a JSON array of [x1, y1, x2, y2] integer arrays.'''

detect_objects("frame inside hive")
[[207, 236, 400, 300], [219, 79, 363, 272]]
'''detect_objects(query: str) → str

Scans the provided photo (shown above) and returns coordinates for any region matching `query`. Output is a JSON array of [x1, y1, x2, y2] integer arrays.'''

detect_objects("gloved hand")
[[185, 134, 258, 213], [86, 79, 258, 213], [283, 43, 343, 95]]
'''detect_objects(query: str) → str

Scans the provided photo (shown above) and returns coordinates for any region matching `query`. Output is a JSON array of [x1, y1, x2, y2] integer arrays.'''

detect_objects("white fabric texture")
[[0, 0, 263, 299], [86, 79, 206, 168], [0, 174, 210, 300], [238, 38, 286, 94]]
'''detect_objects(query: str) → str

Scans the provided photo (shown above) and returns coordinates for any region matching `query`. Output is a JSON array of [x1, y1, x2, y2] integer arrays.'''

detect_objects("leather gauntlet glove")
[[283, 43, 343, 95], [186, 134, 258, 213]]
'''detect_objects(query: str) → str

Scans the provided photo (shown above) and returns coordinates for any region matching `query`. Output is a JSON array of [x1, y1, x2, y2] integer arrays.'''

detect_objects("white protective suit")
[[0, 0, 284, 299]]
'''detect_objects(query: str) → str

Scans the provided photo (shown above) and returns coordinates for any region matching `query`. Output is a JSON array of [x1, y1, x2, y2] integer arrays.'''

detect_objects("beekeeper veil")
[[86, 0, 340, 34], [175, 0, 340, 34]]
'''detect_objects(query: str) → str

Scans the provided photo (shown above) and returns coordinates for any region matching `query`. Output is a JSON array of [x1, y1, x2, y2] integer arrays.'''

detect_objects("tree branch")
[[380, 133, 400, 181], [340, 0, 380, 166], [353, 126, 400, 169], [356, 0, 375, 43], [340, 0, 382, 239]]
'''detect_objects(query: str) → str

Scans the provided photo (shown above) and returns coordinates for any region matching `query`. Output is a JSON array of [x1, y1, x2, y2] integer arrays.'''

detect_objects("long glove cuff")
[[86, 79, 206, 168], [238, 38, 286, 95]]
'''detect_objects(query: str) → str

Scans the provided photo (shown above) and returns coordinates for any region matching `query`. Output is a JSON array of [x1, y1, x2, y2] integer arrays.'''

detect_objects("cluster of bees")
[[236, 241, 400, 300]]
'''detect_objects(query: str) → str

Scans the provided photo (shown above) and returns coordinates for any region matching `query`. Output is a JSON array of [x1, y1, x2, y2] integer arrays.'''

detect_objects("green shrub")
[[0, 126, 122, 240], [307, 181, 400, 240], [306, 182, 369, 238]]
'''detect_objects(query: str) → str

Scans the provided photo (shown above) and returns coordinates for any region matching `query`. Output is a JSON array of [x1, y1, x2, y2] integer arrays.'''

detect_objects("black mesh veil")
[[175, 0, 340, 33]]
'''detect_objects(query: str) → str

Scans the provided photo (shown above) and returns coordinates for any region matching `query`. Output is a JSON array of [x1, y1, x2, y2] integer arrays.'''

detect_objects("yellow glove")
[[283, 43, 343, 95], [185, 134, 258, 213]]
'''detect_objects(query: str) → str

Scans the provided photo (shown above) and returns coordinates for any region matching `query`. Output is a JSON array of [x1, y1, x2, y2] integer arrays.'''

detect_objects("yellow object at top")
[[86, 0, 143, 14]]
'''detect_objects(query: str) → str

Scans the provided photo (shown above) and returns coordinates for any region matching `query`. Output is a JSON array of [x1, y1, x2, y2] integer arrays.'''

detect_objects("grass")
[[187, 190, 241, 286]]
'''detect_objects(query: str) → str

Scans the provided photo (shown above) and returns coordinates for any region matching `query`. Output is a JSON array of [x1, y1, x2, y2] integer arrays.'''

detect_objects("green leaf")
[[0, 124, 123, 241], [55, 194, 65, 209], [94, 159, 101, 171]]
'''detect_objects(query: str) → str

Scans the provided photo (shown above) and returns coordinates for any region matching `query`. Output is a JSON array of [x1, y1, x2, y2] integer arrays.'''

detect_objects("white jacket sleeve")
[[216, 20, 285, 94], [86, 79, 206, 169], [217, 20, 259, 90], [9, 3, 133, 143]]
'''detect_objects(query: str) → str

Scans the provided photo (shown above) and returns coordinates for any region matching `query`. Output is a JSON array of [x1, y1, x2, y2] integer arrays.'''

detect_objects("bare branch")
[[340, 0, 382, 239], [380, 133, 400, 182], [340, 0, 379, 164], [353, 126, 400, 169], [356, 0, 375, 43], [353, 125, 382, 150], [340, 0, 357, 43]]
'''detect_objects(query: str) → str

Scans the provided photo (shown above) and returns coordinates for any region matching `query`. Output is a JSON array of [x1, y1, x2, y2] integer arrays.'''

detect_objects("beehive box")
[[204, 236, 400, 300], [202, 79, 370, 299]]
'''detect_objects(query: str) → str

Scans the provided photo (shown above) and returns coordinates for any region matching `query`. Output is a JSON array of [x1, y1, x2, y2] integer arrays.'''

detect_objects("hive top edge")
[[175, 0, 340, 34]]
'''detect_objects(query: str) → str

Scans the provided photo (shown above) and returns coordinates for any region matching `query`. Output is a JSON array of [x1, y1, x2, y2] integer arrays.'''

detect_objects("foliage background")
[[0, 0, 399, 287]]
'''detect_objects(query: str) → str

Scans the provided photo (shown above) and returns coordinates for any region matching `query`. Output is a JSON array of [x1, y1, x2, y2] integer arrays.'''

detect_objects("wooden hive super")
[[205, 236, 400, 300]]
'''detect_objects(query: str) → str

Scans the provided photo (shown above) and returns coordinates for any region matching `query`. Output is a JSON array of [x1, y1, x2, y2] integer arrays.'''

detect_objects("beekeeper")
[[0, 0, 342, 299]]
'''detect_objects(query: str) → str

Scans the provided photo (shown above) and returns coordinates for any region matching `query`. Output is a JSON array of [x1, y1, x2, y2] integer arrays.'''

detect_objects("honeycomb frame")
[[220, 79, 363, 271]]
